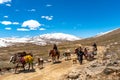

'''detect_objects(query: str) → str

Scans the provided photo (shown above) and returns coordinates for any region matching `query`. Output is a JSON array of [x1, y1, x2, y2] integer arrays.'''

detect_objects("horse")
[[37, 57, 44, 69], [86, 51, 94, 61], [49, 49, 60, 63], [9, 52, 34, 73], [63, 49, 71, 60]]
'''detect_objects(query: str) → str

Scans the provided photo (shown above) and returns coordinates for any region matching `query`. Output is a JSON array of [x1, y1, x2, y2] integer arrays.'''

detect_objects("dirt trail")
[[0, 46, 105, 80]]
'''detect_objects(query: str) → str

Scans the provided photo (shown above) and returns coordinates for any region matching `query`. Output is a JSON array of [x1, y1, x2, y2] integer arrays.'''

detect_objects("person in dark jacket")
[[92, 42, 97, 51], [53, 44, 60, 56], [76, 47, 84, 64], [53, 44, 58, 51]]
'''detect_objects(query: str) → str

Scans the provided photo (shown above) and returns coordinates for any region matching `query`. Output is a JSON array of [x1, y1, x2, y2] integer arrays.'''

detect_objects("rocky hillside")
[[60, 28, 120, 80]]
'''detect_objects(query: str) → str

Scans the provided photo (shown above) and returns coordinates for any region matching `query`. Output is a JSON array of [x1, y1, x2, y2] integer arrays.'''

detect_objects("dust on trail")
[[0, 46, 105, 80]]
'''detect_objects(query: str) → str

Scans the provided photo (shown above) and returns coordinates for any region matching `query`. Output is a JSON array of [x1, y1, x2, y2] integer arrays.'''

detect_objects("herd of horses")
[[9, 46, 97, 74]]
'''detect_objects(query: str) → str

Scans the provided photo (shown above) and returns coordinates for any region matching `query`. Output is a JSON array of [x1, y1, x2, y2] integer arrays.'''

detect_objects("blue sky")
[[0, 0, 120, 38]]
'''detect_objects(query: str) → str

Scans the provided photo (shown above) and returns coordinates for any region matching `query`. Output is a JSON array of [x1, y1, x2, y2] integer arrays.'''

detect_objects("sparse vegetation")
[[0, 28, 120, 80]]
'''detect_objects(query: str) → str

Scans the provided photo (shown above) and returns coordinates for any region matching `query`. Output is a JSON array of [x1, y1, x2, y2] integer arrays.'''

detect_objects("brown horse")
[[63, 50, 71, 60], [10, 52, 34, 73], [49, 49, 60, 63]]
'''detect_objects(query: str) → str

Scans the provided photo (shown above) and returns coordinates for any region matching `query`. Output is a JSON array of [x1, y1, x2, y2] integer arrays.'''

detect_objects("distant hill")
[[73, 28, 120, 46], [0, 33, 81, 47]]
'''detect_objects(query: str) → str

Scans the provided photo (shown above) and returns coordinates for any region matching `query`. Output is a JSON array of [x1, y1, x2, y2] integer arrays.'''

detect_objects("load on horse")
[[9, 51, 34, 73]]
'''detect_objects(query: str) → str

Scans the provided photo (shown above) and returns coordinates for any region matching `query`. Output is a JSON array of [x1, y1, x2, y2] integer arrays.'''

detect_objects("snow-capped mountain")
[[0, 33, 80, 47], [34, 33, 80, 41]]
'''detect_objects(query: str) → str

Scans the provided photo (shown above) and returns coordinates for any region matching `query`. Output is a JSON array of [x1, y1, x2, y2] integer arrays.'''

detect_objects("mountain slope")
[[73, 28, 120, 45], [73, 28, 120, 59], [0, 33, 80, 47]]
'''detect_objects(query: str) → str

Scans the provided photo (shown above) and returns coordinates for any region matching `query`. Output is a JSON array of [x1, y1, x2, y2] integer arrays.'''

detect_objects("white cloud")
[[3, 16, 8, 18], [46, 4, 52, 7], [12, 22, 19, 25], [0, 21, 19, 25], [39, 28, 46, 31], [6, 3, 11, 6], [17, 28, 30, 31], [41, 16, 53, 21], [0, 21, 12, 25], [28, 9, 36, 12], [5, 27, 11, 30], [0, 0, 11, 4], [22, 20, 41, 30]]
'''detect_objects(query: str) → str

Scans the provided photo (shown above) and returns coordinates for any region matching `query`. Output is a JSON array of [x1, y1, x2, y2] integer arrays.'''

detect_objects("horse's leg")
[[57, 54, 60, 61], [52, 57, 54, 63], [65, 56, 67, 60], [31, 62, 34, 69], [15, 63, 19, 73], [28, 63, 30, 70], [66, 54, 68, 60], [22, 63, 25, 71], [69, 53, 71, 60], [54, 56, 56, 63]]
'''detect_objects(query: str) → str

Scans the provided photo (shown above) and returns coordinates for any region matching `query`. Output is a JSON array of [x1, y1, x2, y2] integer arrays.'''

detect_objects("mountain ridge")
[[0, 33, 81, 47]]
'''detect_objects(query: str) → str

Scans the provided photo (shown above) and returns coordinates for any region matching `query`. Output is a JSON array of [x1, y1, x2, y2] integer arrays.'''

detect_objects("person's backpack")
[[77, 51, 83, 56]]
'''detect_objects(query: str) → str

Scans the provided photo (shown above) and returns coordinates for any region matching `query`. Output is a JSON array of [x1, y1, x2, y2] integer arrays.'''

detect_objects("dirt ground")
[[0, 46, 105, 80]]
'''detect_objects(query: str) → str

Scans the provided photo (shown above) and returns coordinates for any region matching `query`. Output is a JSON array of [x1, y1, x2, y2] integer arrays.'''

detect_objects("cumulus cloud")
[[22, 20, 41, 30], [0, 0, 11, 4], [5, 27, 11, 30], [41, 16, 53, 21], [46, 4, 52, 7], [12, 22, 19, 25], [17, 28, 30, 31], [3, 16, 8, 18], [6, 3, 11, 6], [28, 9, 36, 12], [39, 28, 46, 31], [0, 21, 12, 25]]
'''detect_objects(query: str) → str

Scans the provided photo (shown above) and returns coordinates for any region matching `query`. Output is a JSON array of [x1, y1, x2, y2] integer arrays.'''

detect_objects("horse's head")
[[9, 54, 17, 64], [75, 48, 78, 54]]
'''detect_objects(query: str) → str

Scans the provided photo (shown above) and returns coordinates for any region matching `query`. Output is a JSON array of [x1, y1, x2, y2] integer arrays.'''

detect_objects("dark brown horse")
[[10, 52, 34, 73], [49, 49, 60, 63]]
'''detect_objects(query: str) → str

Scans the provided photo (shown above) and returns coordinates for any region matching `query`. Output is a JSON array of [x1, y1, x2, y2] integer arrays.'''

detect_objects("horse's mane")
[[17, 51, 27, 57]]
